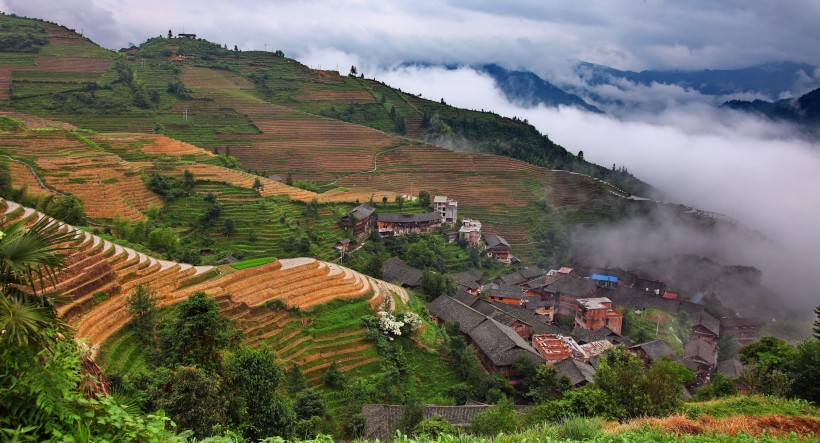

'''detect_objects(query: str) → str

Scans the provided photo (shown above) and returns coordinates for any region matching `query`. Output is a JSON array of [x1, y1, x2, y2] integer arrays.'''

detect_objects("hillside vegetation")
[[0, 14, 681, 264]]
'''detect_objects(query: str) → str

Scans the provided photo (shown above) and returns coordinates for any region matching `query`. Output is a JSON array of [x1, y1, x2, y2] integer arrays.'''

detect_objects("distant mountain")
[[574, 61, 820, 98], [723, 87, 820, 135], [477, 64, 602, 113]]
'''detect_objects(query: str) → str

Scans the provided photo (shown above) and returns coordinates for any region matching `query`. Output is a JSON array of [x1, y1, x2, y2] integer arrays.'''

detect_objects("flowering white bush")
[[400, 312, 422, 331], [377, 311, 404, 336], [375, 311, 422, 337]]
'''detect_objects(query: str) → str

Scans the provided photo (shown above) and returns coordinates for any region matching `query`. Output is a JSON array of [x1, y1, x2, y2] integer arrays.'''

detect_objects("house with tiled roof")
[[471, 299, 532, 339], [340, 203, 375, 238], [482, 283, 530, 305], [468, 318, 545, 377], [628, 340, 677, 367], [484, 234, 512, 263], [720, 316, 763, 345], [427, 296, 545, 381], [496, 266, 545, 288], [690, 310, 721, 342], [683, 337, 717, 381], [554, 358, 597, 387], [377, 212, 441, 237], [382, 256, 423, 288], [537, 276, 598, 317], [453, 269, 483, 295]]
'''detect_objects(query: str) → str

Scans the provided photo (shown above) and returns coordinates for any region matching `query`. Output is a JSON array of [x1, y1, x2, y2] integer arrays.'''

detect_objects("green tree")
[[252, 177, 264, 193], [469, 397, 521, 436], [223, 218, 236, 237], [398, 395, 424, 435], [593, 347, 686, 420], [739, 336, 797, 372], [418, 190, 431, 208], [225, 348, 293, 440], [182, 169, 195, 193], [520, 362, 570, 403], [158, 291, 240, 371], [789, 339, 820, 403], [47, 194, 86, 225], [286, 173, 293, 186], [323, 360, 344, 388], [0, 216, 74, 348], [362, 254, 384, 279], [294, 389, 325, 420], [395, 194, 404, 210], [147, 227, 179, 254], [418, 271, 456, 301], [157, 366, 229, 438], [125, 283, 158, 346], [695, 372, 737, 400], [414, 414, 457, 438], [286, 363, 306, 394]]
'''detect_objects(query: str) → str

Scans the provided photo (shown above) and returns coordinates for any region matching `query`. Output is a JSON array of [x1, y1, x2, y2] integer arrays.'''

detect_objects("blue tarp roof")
[[590, 274, 618, 283]]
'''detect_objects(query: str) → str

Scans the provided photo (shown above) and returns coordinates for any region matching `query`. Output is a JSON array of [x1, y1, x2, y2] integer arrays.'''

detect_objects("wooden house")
[[484, 234, 512, 263], [340, 204, 375, 239], [377, 212, 441, 237], [720, 316, 763, 345]]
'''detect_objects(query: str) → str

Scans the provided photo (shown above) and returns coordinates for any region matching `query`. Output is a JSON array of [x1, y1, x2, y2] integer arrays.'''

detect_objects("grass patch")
[[681, 395, 819, 419], [230, 256, 277, 270]]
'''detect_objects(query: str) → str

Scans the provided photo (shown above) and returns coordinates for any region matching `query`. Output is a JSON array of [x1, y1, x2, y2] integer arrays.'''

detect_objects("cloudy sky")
[[5, 0, 820, 313], [5, 0, 820, 76]]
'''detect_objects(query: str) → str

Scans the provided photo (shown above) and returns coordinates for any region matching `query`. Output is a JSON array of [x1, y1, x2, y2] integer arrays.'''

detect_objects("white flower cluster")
[[376, 311, 423, 337], [377, 311, 405, 336], [400, 312, 422, 330]]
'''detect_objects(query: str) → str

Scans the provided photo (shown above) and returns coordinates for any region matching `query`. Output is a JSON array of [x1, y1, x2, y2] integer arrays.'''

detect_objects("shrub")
[[556, 416, 601, 440]]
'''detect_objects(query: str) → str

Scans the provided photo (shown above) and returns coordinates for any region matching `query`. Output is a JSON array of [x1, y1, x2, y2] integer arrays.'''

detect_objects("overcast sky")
[[5, 0, 820, 76]]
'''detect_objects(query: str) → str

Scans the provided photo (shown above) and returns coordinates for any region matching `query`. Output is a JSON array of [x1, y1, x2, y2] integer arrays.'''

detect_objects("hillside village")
[[0, 12, 817, 443]]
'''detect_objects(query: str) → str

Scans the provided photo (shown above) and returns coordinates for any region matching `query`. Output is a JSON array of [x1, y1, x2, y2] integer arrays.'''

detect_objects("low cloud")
[[370, 64, 820, 320]]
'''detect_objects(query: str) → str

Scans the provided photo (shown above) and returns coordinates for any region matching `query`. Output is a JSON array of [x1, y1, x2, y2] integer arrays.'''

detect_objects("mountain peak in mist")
[[477, 64, 603, 113], [573, 60, 820, 99]]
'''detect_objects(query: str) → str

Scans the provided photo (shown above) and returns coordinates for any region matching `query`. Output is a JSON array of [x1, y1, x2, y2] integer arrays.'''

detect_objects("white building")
[[458, 218, 482, 246], [433, 195, 458, 224]]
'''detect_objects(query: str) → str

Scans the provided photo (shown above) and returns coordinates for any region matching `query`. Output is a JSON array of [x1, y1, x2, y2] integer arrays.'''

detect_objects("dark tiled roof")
[[428, 296, 488, 333], [571, 327, 611, 345], [554, 358, 596, 386], [541, 276, 597, 298], [684, 338, 716, 365], [690, 311, 721, 336], [453, 291, 480, 306], [467, 318, 544, 367], [348, 204, 375, 220], [484, 234, 510, 249], [629, 340, 676, 362], [378, 212, 441, 223], [717, 359, 744, 377], [453, 269, 483, 284], [498, 267, 545, 286], [483, 283, 527, 300], [493, 303, 566, 335], [471, 299, 524, 327], [382, 256, 424, 287]]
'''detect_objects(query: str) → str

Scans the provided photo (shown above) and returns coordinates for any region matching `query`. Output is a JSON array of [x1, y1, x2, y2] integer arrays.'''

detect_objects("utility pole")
[[183, 108, 188, 121]]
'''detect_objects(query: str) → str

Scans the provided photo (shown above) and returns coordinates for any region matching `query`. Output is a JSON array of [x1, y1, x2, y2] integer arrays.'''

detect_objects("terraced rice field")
[[1, 199, 405, 381], [180, 66, 398, 175], [0, 132, 161, 220], [7, 161, 53, 197], [0, 68, 10, 99], [34, 56, 112, 72]]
